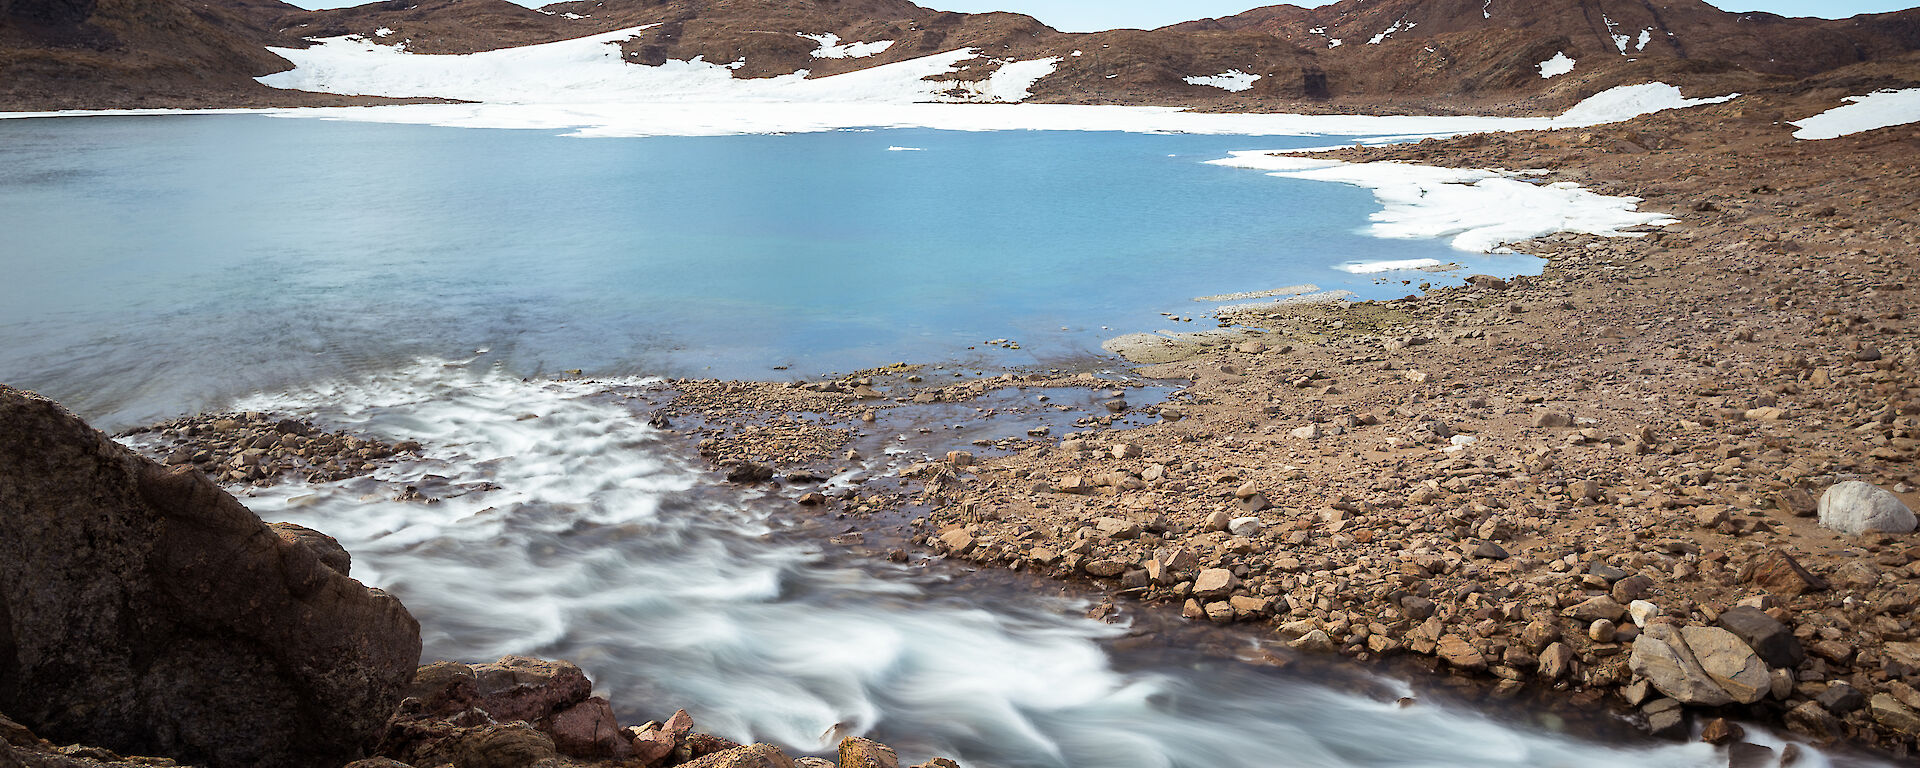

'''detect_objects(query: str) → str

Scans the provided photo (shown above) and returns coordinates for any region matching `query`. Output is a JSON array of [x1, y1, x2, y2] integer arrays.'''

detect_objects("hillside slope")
[[1, 0, 1916, 113]]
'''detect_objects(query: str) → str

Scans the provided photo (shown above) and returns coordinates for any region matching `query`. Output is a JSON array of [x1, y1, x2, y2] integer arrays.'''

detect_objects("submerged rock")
[[0, 386, 421, 768]]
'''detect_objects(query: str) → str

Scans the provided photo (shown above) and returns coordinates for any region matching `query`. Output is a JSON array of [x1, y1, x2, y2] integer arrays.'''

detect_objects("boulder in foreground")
[[0, 385, 422, 768]]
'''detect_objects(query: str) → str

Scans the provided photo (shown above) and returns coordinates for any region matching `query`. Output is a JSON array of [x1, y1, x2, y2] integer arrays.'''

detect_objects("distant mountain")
[[2, 0, 1917, 112], [1175, 0, 1920, 78]]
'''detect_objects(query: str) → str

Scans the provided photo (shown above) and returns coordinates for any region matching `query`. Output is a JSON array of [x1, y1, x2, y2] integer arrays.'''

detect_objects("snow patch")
[[800, 33, 894, 60], [1207, 154, 1675, 253], [1790, 88, 1920, 140], [1369, 19, 1414, 45], [1183, 70, 1261, 93], [374, 27, 393, 38], [1636, 28, 1652, 52], [1603, 14, 1630, 54], [975, 57, 1060, 103], [1554, 83, 1735, 125], [1482, 0, 1492, 19], [1538, 52, 1575, 79]]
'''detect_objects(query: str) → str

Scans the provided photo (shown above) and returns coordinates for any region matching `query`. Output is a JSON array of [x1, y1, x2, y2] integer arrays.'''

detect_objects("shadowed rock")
[[0, 386, 421, 768]]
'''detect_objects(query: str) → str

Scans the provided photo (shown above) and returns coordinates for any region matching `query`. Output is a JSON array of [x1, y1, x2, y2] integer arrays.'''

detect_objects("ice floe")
[[1183, 70, 1261, 93], [1790, 88, 1920, 140], [1339, 258, 1445, 273]]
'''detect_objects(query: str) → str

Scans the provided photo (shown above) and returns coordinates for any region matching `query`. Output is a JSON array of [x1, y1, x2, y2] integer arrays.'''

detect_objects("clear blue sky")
[[925, 1, 1919, 32]]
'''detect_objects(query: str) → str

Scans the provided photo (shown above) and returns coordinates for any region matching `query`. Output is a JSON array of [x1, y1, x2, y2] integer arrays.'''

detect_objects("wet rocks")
[[0, 386, 422, 768], [1817, 481, 1917, 535], [127, 410, 417, 486], [685, 743, 797, 768], [838, 737, 898, 768]]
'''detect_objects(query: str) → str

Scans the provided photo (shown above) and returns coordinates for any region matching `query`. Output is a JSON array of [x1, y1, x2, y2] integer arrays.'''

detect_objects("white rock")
[[1629, 599, 1662, 627], [1228, 517, 1264, 536], [1290, 424, 1322, 440], [1818, 481, 1917, 535]]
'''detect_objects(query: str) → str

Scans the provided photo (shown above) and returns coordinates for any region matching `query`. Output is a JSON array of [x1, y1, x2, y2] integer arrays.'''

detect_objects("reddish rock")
[[1742, 549, 1828, 597], [838, 736, 900, 768], [682, 743, 797, 768], [543, 697, 631, 760], [468, 656, 593, 724]]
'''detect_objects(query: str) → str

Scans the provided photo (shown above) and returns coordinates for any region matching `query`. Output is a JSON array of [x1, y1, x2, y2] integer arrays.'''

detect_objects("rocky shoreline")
[[7, 62, 1920, 768], [555, 75, 1920, 759]]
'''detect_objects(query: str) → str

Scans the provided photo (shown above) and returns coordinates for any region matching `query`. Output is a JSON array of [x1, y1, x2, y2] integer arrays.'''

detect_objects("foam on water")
[[199, 362, 1877, 768]]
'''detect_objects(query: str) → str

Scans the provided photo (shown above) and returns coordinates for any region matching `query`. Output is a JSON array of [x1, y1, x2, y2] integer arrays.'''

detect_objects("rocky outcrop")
[[0, 386, 421, 768], [1818, 480, 1918, 536]]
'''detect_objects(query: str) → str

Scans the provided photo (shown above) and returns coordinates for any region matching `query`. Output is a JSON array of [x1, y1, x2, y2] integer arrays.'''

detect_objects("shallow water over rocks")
[[195, 363, 1874, 768]]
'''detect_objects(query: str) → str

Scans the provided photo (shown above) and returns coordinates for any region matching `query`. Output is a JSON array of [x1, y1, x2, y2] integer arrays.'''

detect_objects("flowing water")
[[0, 116, 1883, 767]]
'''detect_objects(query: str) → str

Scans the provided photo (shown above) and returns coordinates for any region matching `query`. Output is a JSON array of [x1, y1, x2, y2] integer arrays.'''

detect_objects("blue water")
[[0, 115, 1525, 427]]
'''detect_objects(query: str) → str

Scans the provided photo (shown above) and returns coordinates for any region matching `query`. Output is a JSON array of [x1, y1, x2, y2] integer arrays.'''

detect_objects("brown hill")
[[1, 0, 1917, 113], [1176, 0, 1920, 78]]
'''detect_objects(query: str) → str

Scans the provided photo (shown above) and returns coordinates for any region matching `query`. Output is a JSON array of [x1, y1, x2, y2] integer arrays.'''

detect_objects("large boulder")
[[1817, 481, 1917, 536], [1628, 624, 1768, 705], [0, 386, 421, 768]]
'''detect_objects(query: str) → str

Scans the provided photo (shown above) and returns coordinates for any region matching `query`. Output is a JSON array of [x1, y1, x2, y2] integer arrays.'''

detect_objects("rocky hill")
[[2, 0, 1918, 119]]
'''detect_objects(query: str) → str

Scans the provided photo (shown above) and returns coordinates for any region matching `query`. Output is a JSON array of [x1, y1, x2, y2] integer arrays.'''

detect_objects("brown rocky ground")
[[612, 59, 1920, 759], [879, 64, 1920, 755]]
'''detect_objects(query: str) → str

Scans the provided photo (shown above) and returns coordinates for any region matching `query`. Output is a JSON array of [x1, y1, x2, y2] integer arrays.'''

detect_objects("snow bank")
[[1184, 70, 1261, 93], [801, 33, 893, 59], [978, 57, 1062, 103], [257, 28, 1046, 105], [10, 65, 1736, 142], [1206, 153, 1675, 253], [1790, 89, 1920, 140], [1553, 82, 1733, 125], [1537, 52, 1574, 79]]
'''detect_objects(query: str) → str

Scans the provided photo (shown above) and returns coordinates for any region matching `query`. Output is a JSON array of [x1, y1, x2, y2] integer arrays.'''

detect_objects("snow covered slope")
[[258, 27, 1061, 104]]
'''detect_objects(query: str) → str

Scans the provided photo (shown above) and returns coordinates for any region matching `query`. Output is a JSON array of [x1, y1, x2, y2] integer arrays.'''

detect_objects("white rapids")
[[189, 360, 1876, 768]]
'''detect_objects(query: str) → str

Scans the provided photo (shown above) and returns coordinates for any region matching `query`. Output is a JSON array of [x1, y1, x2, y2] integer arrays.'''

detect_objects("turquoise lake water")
[[0, 115, 1529, 428]]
